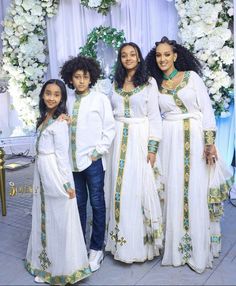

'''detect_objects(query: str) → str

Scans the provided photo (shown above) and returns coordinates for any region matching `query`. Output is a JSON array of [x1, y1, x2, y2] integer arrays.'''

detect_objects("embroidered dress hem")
[[25, 260, 91, 285], [105, 117, 163, 263]]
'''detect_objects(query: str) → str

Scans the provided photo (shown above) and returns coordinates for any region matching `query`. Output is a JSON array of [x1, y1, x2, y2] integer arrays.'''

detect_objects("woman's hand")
[[67, 188, 76, 199], [147, 152, 156, 168], [58, 113, 72, 124], [204, 144, 218, 165]]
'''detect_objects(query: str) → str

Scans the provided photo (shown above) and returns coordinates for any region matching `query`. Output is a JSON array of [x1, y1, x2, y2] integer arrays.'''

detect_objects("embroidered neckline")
[[75, 89, 90, 99], [115, 82, 147, 97], [36, 118, 55, 154], [160, 71, 190, 94], [38, 118, 55, 132]]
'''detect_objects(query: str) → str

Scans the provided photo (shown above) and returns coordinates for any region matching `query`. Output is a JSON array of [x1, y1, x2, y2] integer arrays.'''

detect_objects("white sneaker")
[[88, 249, 104, 272], [34, 276, 44, 283]]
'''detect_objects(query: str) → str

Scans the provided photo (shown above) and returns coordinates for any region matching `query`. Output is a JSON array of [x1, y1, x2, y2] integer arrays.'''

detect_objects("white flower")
[[228, 8, 233, 16], [31, 5, 43, 16], [199, 3, 221, 24], [15, 0, 23, 5], [212, 26, 231, 42], [8, 35, 20, 47], [21, 0, 34, 11], [88, 0, 102, 8], [220, 111, 231, 118], [213, 93, 222, 102], [216, 46, 234, 65]]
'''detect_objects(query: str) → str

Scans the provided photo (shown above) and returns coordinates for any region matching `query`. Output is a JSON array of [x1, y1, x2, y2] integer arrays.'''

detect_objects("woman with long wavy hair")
[[146, 36, 233, 273], [105, 42, 163, 263]]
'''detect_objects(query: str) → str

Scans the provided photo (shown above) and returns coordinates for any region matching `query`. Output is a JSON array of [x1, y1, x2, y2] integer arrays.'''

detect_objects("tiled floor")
[[0, 158, 236, 285]]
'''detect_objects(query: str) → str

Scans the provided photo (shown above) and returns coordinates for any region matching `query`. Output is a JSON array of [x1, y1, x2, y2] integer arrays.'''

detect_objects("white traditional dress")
[[105, 77, 163, 263], [25, 120, 91, 285], [159, 71, 233, 273]]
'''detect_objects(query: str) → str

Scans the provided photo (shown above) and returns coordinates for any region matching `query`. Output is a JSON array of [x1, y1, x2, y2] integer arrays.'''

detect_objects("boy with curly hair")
[[61, 55, 115, 272]]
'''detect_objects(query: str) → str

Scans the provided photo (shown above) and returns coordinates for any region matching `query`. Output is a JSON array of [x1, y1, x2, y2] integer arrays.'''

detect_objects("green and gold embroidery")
[[148, 140, 159, 154], [63, 182, 71, 191], [114, 88, 134, 224], [143, 223, 163, 245], [204, 130, 216, 145], [38, 182, 51, 270], [160, 73, 193, 263], [36, 118, 55, 154], [160, 71, 190, 114], [114, 123, 128, 223], [178, 118, 192, 263], [109, 224, 127, 248], [71, 95, 82, 171], [25, 260, 91, 285], [91, 149, 102, 160], [115, 83, 147, 98], [208, 176, 233, 221], [211, 234, 221, 244]]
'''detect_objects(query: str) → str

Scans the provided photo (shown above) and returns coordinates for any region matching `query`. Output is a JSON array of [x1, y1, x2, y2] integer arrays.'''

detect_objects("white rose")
[[15, 0, 22, 5], [31, 5, 43, 16], [213, 93, 222, 102], [213, 27, 231, 42], [4, 26, 14, 36], [37, 53, 46, 63], [216, 46, 234, 65], [8, 36, 20, 47], [21, 0, 34, 11], [88, 0, 102, 8], [228, 7, 233, 16]]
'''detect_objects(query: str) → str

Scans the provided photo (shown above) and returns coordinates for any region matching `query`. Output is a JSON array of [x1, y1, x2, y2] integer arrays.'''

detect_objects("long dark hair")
[[36, 79, 68, 129], [145, 36, 202, 88], [114, 42, 149, 88]]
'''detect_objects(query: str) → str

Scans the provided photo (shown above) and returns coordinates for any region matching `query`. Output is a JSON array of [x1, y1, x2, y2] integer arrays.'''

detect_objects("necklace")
[[163, 69, 178, 89]]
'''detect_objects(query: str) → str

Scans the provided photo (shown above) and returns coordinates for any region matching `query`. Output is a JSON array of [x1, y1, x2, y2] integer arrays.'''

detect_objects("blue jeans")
[[73, 159, 105, 251]]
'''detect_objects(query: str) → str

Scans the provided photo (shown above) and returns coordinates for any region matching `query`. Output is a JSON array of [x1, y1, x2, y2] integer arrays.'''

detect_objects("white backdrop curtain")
[[0, 0, 234, 169], [46, 0, 178, 78]]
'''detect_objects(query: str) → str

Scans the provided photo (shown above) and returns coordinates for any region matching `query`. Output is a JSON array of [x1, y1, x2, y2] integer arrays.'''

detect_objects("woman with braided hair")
[[145, 36, 233, 273]]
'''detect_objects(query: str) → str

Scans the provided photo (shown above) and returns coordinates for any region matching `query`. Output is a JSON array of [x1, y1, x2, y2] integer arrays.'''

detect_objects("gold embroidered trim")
[[71, 96, 82, 171], [25, 260, 91, 285], [178, 118, 192, 263], [148, 140, 159, 154], [204, 130, 216, 145], [109, 224, 127, 248], [38, 182, 51, 270]]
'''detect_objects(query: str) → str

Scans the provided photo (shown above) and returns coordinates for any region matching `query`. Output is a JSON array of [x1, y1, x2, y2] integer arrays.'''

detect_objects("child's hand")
[[58, 113, 72, 124], [91, 156, 98, 161], [67, 188, 76, 199]]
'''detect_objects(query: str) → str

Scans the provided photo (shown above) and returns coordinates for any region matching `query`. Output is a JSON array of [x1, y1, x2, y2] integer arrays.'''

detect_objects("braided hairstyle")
[[145, 36, 202, 88]]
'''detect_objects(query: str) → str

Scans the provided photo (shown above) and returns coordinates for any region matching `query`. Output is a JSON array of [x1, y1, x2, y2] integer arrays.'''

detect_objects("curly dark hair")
[[114, 42, 149, 88], [37, 79, 67, 129], [145, 36, 202, 88], [60, 55, 101, 89]]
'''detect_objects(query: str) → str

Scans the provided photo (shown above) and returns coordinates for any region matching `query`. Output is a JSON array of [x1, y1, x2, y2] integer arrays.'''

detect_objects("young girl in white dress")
[[25, 79, 91, 284], [105, 43, 163, 263]]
